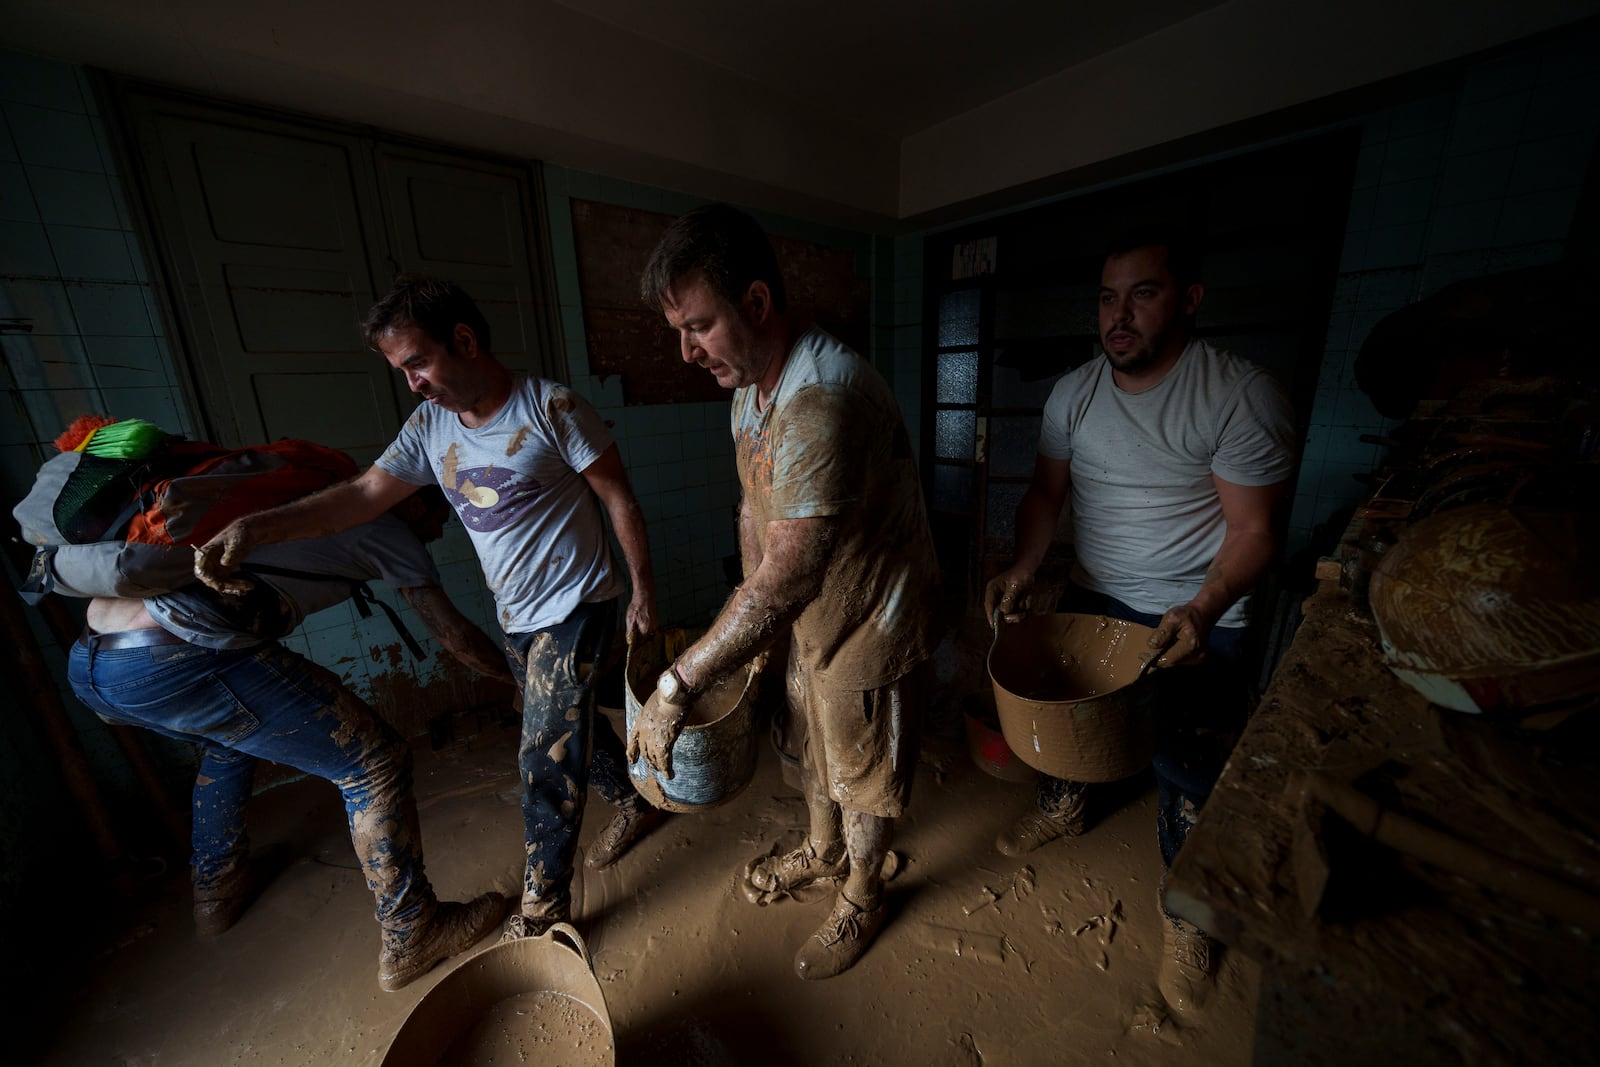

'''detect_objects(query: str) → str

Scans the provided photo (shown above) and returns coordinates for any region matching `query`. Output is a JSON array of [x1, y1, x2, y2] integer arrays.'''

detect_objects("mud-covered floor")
[[36, 717, 1260, 1066]]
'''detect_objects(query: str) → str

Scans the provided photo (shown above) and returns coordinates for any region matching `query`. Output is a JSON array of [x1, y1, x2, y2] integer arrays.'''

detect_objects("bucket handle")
[[543, 921, 592, 967]]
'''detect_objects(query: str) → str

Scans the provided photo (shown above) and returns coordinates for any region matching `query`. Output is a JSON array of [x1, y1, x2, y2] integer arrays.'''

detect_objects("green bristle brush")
[[56, 415, 169, 460]]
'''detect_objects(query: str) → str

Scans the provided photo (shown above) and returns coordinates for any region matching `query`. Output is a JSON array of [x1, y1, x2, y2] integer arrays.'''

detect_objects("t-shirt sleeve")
[[374, 409, 439, 487], [768, 385, 870, 520], [540, 382, 615, 474], [1211, 370, 1299, 486], [355, 517, 442, 589], [1037, 375, 1077, 461]]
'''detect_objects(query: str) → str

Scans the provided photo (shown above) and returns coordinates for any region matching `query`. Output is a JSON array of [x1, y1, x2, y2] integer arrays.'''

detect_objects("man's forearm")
[[242, 478, 390, 545], [402, 585, 514, 683], [676, 518, 832, 694], [604, 493, 655, 592], [1188, 528, 1276, 626], [1009, 484, 1064, 573]]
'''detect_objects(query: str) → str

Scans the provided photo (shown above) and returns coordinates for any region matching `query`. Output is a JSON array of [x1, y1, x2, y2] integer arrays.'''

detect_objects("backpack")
[[15, 438, 358, 604]]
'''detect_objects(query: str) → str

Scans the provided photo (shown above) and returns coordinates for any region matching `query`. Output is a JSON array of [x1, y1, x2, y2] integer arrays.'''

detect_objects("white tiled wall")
[[1284, 33, 1599, 557], [0, 51, 190, 507]]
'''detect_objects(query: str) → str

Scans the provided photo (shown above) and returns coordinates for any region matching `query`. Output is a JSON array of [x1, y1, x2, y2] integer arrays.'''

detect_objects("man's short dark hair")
[[639, 203, 788, 314], [362, 274, 492, 354], [1103, 229, 1202, 288]]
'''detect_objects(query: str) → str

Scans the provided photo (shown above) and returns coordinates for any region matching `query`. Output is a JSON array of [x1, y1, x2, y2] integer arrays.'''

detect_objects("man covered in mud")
[[194, 275, 665, 942], [630, 204, 939, 980], [66, 489, 509, 990], [982, 231, 1297, 1017]]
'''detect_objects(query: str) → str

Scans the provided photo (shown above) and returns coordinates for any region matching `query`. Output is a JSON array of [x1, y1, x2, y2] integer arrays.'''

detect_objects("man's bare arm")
[[982, 453, 1072, 620], [627, 514, 835, 774], [400, 584, 515, 685], [581, 443, 657, 640], [194, 466, 417, 595], [1148, 475, 1285, 666]]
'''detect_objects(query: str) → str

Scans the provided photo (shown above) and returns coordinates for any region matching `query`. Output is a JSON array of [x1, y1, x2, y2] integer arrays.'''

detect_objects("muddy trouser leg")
[[190, 746, 257, 894], [67, 639, 435, 930], [1151, 624, 1248, 926], [502, 599, 616, 922]]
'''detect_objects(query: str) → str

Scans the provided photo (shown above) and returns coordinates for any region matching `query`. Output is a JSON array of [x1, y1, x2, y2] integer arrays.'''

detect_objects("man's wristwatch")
[[657, 663, 697, 707]]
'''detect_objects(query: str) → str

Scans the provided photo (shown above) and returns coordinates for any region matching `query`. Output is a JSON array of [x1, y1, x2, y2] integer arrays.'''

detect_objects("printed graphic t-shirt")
[[376, 376, 622, 633]]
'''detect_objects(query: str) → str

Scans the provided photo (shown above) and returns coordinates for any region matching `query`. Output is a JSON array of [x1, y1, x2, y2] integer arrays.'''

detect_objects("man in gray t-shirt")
[[196, 275, 663, 942], [983, 233, 1297, 1019]]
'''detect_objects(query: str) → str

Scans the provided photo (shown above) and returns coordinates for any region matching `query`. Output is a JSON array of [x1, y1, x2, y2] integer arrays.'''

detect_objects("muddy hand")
[[193, 523, 257, 597], [625, 591, 657, 646], [628, 690, 689, 779], [982, 570, 1035, 625], [1146, 605, 1207, 669]]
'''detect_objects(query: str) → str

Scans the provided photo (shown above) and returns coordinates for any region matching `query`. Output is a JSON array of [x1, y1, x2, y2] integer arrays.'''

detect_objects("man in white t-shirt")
[[983, 233, 1297, 1018], [195, 276, 664, 942]]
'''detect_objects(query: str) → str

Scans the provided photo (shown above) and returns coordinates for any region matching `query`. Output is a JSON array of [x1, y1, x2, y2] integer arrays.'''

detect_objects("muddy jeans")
[[1042, 587, 1249, 874], [501, 597, 635, 920], [67, 636, 434, 929]]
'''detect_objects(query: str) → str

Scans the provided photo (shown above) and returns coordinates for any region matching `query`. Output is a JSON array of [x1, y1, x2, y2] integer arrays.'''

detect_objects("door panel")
[[376, 149, 553, 377], [135, 102, 398, 463]]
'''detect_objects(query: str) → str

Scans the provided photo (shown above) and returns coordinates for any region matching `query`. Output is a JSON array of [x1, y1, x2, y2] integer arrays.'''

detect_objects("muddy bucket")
[[625, 628, 758, 813], [987, 613, 1158, 782], [379, 923, 613, 1067]]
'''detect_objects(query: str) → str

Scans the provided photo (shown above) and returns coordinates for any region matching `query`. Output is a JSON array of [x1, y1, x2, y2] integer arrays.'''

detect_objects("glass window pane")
[[933, 464, 975, 513], [938, 289, 980, 347], [934, 409, 975, 460], [935, 350, 978, 404], [989, 415, 1042, 478]]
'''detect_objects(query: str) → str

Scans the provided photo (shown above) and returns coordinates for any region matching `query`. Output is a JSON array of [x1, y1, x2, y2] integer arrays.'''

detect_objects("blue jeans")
[[502, 598, 637, 920], [68, 637, 434, 929], [1045, 588, 1250, 872]]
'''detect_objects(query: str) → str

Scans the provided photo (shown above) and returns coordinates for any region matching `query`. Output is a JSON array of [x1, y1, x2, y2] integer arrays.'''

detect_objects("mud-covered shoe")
[[1158, 915, 1217, 1019], [378, 892, 507, 992], [499, 910, 561, 943], [793, 891, 885, 980], [743, 841, 848, 897], [193, 845, 291, 939], [585, 800, 669, 871], [995, 792, 1087, 857]]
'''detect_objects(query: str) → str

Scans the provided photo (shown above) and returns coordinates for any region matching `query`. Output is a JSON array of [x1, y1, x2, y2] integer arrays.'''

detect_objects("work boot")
[[378, 892, 507, 992], [585, 798, 669, 871], [499, 910, 561, 943], [793, 890, 885, 980], [193, 845, 291, 939], [743, 840, 848, 896], [193, 863, 252, 940], [1158, 915, 1217, 1019], [995, 788, 1088, 857]]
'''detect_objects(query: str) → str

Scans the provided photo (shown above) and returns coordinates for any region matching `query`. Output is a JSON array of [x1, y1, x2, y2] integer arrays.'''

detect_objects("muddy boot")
[[378, 892, 507, 992], [585, 798, 669, 871], [793, 889, 885, 980], [193, 862, 252, 940], [499, 911, 562, 942], [1158, 915, 1217, 1019], [743, 840, 848, 898], [995, 787, 1087, 857], [193, 845, 291, 939]]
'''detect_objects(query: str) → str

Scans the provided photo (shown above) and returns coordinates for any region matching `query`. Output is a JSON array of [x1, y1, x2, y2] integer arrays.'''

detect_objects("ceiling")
[[3, 0, 1596, 222], [550, 0, 1227, 137]]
